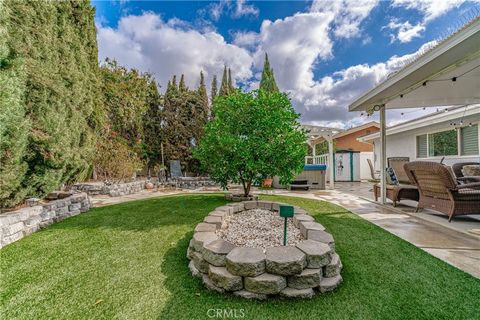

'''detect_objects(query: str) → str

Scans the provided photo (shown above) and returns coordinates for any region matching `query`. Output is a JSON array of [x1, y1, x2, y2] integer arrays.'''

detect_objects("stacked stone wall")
[[187, 201, 343, 299], [0, 193, 90, 248]]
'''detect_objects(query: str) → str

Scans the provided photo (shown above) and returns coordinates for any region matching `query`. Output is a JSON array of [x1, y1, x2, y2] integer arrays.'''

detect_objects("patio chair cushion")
[[463, 165, 480, 176], [386, 167, 399, 185], [455, 188, 480, 201], [380, 183, 417, 190], [388, 157, 411, 184]]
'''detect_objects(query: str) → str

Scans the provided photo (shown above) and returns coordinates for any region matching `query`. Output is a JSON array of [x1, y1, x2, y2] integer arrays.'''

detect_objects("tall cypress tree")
[[210, 75, 217, 103], [142, 80, 163, 168], [171, 75, 178, 92], [198, 71, 209, 115], [1, 0, 102, 206], [219, 66, 230, 96], [179, 74, 187, 92], [228, 68, 234, 92], [0, 0, 29, 207], [189, 72, 210, 172], [259, 53, 279, 93]]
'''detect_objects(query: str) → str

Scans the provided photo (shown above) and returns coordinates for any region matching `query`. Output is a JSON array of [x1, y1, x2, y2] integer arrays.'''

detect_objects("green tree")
[[161, 75, 191, 172], [179, 74, 188, 92], [1, 0, 101, 207], [228, 68, 234, 92], [259, 53, 279, 93], [198, 71, 209, 112], [142, 81, 163, 168], [210, 75, 218, 103], [0, 0, 30, 208], [219, 66, 230, 96], [100, 59, 150, 146], [210, 75, 218, 118], [194, 90, 306, 196]]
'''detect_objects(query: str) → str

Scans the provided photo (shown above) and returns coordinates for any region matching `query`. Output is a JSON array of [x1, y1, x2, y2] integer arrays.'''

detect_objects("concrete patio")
[[273, 182, 480, 278]]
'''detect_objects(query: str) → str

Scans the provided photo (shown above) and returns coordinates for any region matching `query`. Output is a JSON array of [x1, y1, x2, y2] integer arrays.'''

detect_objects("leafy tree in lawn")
[[194, 90, 306, 196], [259, 53, 279, 93]]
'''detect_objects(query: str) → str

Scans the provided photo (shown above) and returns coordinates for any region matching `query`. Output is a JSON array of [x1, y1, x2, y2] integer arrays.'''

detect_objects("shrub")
[[94, 134, 144, 183], [0, 0, 101, 207]]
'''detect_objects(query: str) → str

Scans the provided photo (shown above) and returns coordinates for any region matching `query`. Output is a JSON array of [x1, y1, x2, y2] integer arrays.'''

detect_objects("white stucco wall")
[[371, 114, 480, 170]]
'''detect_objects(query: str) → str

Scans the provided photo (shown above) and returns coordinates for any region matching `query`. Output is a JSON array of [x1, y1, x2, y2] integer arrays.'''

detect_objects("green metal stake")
[[279, 205, 294, 246]]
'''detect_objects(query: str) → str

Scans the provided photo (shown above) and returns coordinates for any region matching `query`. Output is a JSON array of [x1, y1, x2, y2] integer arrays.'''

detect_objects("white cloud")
[[387, 0, 472, 42], [252, 12, 335, 92], [310, 0, 378, 38], [96, 13, 253, 91], [96, 6, 446, 129], [207, 0, 259, 21], [391, 0, 465, 22], [232, 31, 259, 49], [234, 0, 259, 18], [386, 20, 425, 43], [284, 41, 439, 127]]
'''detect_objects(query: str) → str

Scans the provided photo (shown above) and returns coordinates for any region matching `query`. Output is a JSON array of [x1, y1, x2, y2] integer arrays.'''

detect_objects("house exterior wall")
[[371, 114, 480, 170], [335, 126, 379, 152]]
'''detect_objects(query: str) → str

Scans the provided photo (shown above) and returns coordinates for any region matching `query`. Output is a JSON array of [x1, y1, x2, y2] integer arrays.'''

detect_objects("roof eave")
[[348, 18, 480, 112]]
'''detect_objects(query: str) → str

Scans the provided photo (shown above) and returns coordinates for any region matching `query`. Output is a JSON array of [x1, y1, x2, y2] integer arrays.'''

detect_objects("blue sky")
[[92, 0, 479, 127]]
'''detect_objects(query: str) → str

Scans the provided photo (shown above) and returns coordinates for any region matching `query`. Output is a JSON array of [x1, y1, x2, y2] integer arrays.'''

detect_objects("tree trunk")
[[244, 180, 252, 197]]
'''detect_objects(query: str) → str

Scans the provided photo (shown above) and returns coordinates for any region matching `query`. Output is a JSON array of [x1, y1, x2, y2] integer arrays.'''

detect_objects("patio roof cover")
[[349, 17, 480, 112]]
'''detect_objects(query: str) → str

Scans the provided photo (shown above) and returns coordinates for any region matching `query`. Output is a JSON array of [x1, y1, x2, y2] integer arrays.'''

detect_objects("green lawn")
[[1, 194, 479, 319]]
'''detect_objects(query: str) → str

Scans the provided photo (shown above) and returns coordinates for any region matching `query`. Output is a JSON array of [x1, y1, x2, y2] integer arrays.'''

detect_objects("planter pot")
[[262, 179, 273, 188], [145, 182, 154, 189]]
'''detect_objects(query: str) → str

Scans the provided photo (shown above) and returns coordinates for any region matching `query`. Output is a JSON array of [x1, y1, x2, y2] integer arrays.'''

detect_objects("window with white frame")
[[416, 124, 479, 158]]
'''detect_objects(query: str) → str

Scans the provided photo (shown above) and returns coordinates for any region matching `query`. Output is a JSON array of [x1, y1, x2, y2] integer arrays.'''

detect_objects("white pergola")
[[349, 17, 480, 204], [303, 125, 341, 189]]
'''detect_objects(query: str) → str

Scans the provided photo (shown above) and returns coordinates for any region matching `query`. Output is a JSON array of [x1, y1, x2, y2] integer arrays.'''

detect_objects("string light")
[[449, 105, 472, 129], [393, 63, 479, 101]]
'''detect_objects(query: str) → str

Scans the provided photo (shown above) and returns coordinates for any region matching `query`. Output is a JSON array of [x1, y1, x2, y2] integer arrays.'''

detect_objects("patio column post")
[[379, 105, 386, 204], [328, 137, 334, 189]]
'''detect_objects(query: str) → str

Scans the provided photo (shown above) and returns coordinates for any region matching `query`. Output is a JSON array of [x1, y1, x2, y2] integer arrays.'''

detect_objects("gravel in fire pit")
[[216, 209, 304, 251]]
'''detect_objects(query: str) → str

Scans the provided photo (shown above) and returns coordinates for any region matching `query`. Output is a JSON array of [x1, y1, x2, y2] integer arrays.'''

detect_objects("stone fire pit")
[[187, 201, 343, 299]]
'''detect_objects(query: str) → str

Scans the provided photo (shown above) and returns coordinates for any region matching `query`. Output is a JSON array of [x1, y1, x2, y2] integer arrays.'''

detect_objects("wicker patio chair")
[[404, 161, 480, 222], [367, 158, 380, 182], [373, 157, 419, 207], [452, 162, 480, 183]]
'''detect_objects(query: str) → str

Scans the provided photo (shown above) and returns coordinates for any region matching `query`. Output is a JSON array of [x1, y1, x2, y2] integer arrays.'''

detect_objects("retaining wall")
[[72, 181, 146, 196], [0, 193, 90, 248]]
